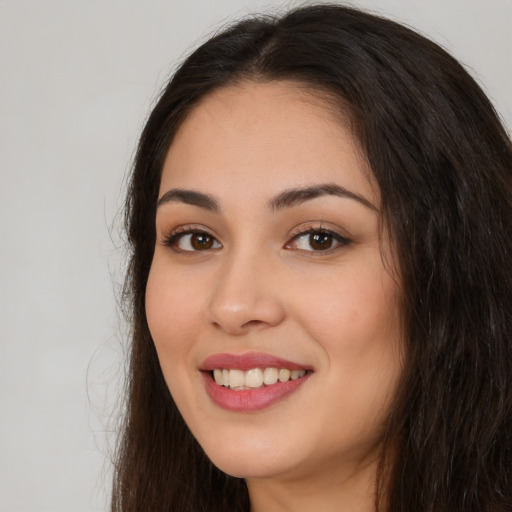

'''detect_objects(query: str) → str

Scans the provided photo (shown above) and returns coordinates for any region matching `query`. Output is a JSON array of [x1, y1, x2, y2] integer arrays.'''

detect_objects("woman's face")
[[146, 81, 403, 487]]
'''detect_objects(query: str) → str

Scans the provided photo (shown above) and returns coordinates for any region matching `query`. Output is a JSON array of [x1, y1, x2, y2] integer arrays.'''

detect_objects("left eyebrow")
[[268, 183, 377, 212]]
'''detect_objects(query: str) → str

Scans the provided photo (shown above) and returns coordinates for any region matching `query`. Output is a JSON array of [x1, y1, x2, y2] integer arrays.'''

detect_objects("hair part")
[[113, 4, 512, 511]]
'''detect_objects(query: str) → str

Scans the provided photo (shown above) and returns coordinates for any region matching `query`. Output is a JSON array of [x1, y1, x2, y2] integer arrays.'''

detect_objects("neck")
[[246, 456, 381, 512]]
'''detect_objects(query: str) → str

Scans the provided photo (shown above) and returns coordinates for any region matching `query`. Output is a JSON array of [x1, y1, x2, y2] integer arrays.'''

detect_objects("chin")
[[207, 450, 299, 480], [194, 428, 305, 480]]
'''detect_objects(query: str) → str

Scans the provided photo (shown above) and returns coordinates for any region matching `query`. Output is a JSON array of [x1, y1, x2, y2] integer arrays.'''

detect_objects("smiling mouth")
[[202, 354, 313, 411], [211, 367, 311, 390]]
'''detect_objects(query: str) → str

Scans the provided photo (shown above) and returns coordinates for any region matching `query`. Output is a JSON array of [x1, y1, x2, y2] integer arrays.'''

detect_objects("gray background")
[[1, 0, 510, 510]]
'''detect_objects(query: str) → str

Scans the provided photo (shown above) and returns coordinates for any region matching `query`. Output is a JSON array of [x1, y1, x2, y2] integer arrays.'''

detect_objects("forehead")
[[161, 80, 377, 205]]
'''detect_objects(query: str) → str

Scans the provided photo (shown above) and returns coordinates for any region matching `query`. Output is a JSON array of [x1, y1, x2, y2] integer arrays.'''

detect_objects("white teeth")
[[229, 369, 245, 388], [278, 368, 291, 382], [213, 369, 223, 385], [212, 367, 308, 389], [245, 368, 263, 388], [263, 367, 279, 385]]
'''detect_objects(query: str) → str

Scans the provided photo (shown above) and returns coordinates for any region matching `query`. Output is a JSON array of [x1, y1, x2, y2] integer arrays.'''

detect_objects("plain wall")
[[1, 0, 510, 510]]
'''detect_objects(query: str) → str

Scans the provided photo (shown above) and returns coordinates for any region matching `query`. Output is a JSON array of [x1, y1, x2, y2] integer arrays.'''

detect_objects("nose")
[[207, 251, 286, 335]]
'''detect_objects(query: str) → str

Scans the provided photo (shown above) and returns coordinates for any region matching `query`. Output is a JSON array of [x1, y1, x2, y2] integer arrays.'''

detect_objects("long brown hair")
[[112, 5, 512, 511]]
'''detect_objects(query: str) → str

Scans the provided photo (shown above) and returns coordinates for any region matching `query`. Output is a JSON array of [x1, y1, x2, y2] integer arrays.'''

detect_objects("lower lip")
[[202, 372, 311, 412]]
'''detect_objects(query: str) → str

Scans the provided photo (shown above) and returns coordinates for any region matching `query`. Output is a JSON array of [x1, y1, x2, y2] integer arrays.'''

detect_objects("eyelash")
[[286, 226, 351, 253], [162, 226, 221, 253], [162, 224, 351, 254]]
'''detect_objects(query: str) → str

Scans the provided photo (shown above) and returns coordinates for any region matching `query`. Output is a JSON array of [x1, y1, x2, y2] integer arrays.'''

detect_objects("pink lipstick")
[[200, 352, 313, 412]]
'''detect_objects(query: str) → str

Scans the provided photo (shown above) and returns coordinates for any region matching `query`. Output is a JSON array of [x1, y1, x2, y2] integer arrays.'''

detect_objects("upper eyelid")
[[160, 225, 219, 248], [290, 227, 340, 238], [160, 222, 350, 247], [162, 224, 216, 239], [162, 227, 222, 253], [287, 229, 349, 247], [285, 223, 352, 252], [288, 222, 349, 239]]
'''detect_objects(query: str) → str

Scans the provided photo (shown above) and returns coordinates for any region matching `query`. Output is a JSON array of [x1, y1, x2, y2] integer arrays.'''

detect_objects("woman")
[[112, 4, 511, 511]]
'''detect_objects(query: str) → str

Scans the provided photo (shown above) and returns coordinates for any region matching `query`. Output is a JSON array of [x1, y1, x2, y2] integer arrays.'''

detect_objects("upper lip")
[[200, 352, 313, 372]]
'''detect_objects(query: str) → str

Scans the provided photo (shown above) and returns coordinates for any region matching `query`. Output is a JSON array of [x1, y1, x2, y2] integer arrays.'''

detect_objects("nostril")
[[242, 319, 265, 328], [208, 294, 286, 334]]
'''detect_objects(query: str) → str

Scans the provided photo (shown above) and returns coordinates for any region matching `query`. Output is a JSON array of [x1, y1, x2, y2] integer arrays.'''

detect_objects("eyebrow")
[[269, 183, 377, 212], [157, 188, 219, 211], [157, 183, 377, 213]]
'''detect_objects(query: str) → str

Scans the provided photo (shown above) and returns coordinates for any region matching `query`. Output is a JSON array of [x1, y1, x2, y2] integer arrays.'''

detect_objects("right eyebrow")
[[157, 188, 219, 212]]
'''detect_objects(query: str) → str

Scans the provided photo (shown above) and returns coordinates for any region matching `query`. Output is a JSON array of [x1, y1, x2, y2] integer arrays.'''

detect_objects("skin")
[[146, 81, 403, 512]]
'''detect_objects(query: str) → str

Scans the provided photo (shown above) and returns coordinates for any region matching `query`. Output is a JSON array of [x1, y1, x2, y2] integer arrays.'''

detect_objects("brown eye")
[[308, 232, 334, 250], [167, 231, 222, 252], [287, 229, 350, 252], [190, 233, 215, 250]]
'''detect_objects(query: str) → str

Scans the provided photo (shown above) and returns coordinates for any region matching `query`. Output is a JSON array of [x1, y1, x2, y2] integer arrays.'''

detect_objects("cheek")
[[295, 266, 400, 350], [293, 264, 402, 407], [145, 259, 203, 370]]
